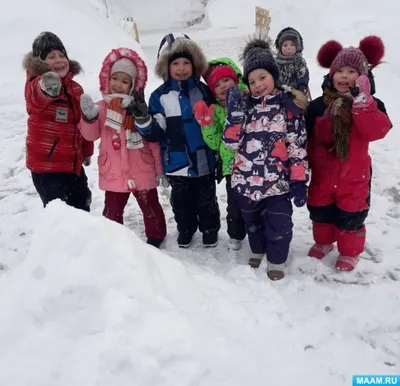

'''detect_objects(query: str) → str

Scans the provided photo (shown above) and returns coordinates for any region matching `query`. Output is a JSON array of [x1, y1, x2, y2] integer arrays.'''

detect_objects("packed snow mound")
[[1, 0, 144, 106], [0, 200, 399, 385]]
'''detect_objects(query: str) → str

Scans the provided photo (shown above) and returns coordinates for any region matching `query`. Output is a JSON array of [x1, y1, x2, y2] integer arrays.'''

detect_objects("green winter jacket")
[[201, 57, 247, 177]]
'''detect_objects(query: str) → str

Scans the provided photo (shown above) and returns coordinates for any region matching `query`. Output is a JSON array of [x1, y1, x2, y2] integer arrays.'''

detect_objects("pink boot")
[[335, 255, 360, 271], [308, 243, 334, 259]]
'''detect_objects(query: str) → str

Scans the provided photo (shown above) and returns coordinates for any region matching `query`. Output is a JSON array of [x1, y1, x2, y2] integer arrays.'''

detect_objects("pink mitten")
[[194, 101, 215, 127], [350, 75, 373, 109]]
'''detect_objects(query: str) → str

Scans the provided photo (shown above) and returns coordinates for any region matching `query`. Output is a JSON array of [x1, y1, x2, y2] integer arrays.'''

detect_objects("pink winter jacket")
[[79, 100, 163, 193]]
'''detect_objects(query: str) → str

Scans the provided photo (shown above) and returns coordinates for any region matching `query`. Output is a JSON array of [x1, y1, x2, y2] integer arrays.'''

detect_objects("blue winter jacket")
[[135, 76, 216, 177]]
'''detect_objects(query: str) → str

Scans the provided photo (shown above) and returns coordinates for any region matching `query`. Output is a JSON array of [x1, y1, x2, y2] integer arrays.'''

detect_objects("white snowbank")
[[0, 200, 399, 385]]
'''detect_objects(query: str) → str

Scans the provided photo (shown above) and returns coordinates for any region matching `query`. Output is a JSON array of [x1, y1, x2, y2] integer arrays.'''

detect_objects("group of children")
[[23, 27, 392, 280]]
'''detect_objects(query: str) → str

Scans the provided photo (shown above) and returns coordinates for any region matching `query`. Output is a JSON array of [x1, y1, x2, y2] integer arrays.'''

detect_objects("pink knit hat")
[[317, 36, 385, 77]]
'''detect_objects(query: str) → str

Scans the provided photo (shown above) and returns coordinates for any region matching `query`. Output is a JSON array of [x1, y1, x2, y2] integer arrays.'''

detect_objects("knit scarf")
[[103, 94, 144, 150], [322, 88, 353, 161], [276, 53, 307, 90]]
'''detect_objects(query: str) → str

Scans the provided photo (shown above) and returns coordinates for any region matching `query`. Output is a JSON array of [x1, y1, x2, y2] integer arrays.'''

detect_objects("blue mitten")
[[289, 181, 307, 207], [226, 86, 245, 124]]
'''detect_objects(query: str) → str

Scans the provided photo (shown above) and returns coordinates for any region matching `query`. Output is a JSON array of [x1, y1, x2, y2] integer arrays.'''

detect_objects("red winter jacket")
[[306, 96, 392, 210], [23, 53, 94, 175]]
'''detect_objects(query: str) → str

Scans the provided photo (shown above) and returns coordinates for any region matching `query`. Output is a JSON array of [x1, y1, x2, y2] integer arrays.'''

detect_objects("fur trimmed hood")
[[155, 35, 207, 81], [22, 51, 82, 77], [99, 47, 148, 95]]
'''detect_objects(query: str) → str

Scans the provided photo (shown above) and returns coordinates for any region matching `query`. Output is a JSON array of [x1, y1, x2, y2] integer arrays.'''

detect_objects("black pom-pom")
[[240, 35, 273, 62]]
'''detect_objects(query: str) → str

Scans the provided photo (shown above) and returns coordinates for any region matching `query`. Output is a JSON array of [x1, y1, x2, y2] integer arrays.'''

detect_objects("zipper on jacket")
[[47, 137, 60, 159]]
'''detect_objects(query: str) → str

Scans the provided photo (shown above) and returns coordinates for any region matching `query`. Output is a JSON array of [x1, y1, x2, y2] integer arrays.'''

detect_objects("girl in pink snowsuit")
[[79, 48, 168, 248]]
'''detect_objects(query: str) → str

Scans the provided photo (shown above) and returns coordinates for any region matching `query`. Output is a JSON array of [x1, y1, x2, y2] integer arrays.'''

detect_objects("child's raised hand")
[[39, 71, 61, 97], [350, 75, 373, 109], [226, 86, 245, 124], [80, 94, 100, 121], [194, 100, 215, 127], [127, 89, 149, 118]]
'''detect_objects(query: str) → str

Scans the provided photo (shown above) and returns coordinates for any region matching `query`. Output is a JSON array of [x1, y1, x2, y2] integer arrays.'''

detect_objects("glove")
[[288, 181, 307, 208], [83, 157, 91, 166], [194, 101, 215, 127], [126, 89, 150, 125], [349, 75, 373, 109], [156, 174, 170, 188], [39, 71, 61, 97], [80, 94, 100, 121], [226, 86, 246, 124]]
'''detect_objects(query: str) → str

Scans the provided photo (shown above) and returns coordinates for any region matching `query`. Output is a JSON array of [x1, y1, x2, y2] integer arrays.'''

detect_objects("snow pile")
[[1, 200, 399, 386]]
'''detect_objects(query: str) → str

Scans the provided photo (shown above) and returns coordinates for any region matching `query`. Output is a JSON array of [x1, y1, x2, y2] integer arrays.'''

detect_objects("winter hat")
[[99, 48, 148, 95], [317, 36, 385, 77], [155, 33, 207, 80], [110, 58, 138, 87], [240, 37, 280, 86], [275, 27, 304, 53], [204, 63, 238, 93], [32, 31, 68, 60]]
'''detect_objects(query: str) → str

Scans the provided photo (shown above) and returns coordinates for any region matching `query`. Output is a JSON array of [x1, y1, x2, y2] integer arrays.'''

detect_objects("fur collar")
[[22, 51, 82, 77]]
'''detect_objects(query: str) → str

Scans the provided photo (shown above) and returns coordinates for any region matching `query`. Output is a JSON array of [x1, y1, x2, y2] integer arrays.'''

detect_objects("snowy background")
[[1, 0, 400, 385]]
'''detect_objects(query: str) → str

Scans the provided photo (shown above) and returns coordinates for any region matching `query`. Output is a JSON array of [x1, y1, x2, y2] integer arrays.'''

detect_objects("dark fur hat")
[[240, 35, 280, 85], [155, 33, 207, 80]]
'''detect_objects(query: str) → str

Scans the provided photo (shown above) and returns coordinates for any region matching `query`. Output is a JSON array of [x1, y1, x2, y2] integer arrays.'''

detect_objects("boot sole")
[[249, 258, 262, 268]]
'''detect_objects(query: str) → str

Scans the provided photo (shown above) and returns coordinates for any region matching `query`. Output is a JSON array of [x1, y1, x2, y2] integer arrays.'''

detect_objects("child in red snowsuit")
[[306, 36, 392, 271]]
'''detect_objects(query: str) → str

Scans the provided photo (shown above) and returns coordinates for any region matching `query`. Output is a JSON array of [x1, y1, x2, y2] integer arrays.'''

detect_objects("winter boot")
[[335, 254, 360, 271], [177, 232, 194, 248], [147, 238, 164, 249], [267, 262, 286, 281], [203, 232, 218, 248], [248, 252, 264, 268], [227, 238, 241, 251], [308, 243, 334, 259]]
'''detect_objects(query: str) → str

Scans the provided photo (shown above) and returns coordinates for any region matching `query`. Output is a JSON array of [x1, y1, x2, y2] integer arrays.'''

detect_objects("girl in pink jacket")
[[79, 48, 168, 248]]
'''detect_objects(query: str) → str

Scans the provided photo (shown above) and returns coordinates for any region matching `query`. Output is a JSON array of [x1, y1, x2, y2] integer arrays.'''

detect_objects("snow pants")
[[168, 174, 221, 237], [31, 167, 91, 212], [103, 188, 167, 241], [225, 175, 246, 241], [307, 169, 371, 257], [236, 193, 293, 264]]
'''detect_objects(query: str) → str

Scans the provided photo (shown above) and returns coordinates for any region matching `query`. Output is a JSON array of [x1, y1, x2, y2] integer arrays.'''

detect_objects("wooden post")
[[255, 6, 271, 36], [133, 22, 140, 43]]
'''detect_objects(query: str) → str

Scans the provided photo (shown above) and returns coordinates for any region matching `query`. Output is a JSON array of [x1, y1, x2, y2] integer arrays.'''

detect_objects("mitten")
[[127, 89, 150, 125], [350, 75, 373, 109], [226, 86, 245, 124], [156, 174, 170, 188], [39, 71, 61, 97], [83, 157, 91, 166], [194, 101, 215, 127], [288, 181, 307, 208], [80, 94, 100, 121]]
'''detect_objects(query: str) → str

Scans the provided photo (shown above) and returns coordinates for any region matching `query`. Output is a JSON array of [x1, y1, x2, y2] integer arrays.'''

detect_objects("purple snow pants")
[[235, 193, 293, 264]]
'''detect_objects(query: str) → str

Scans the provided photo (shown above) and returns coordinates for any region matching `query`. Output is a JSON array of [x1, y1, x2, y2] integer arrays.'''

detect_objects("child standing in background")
[[194, 57, 247, 251], [79, 48, 167, 248], [134, 33, 221, 249], [23, 31, 93, 211], [223, 37, 308, 280], [274, 27, 310, 94]]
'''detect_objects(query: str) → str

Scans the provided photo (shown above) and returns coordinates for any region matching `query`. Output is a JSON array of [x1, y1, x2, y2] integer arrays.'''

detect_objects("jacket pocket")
[[47, 137, 60, 159], [97, 152, 111, 173], [139, 148, 155, 172]]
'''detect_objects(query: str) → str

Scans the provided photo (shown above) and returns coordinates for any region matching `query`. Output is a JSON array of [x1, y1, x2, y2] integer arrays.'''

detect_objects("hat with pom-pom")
[[317, 36, 385, 77], [241, 36, 280, 85]]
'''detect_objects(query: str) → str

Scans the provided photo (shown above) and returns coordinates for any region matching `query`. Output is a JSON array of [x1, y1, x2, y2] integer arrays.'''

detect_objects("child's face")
[[169, 58, 193, 81], [332, 66, 359, 93], [45, 50, 69, 79], [281, 40, 296, 56], [248, 69, 275, 97], [214, 77, 236, 104], [109, 72, 132, 95]]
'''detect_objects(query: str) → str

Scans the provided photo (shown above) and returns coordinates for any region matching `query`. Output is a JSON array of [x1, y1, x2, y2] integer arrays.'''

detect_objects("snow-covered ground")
[[1, 0, 400, 385]]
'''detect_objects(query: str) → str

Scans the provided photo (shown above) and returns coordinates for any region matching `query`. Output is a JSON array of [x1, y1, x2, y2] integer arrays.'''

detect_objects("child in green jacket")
[[194, 57, 247, 251]]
